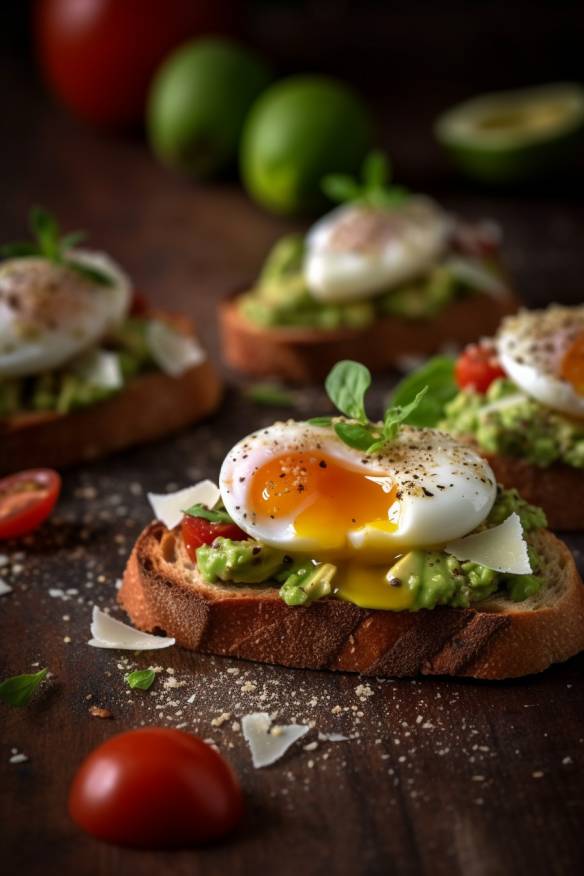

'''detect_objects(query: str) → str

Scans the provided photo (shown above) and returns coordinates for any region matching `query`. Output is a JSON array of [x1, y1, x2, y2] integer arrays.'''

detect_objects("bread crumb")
[[532, 770, 544, 779], [211, 712, 232, 728], [89, 706, 113, 719]]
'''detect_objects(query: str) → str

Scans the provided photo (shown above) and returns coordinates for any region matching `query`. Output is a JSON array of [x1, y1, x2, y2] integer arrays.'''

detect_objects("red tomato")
[[129, 289, 150, 317], [455, 342, 506, 393], [181, 514, 248, 561], [0, 469, 61, 540], [35, 0, 237, 127], [68, 728, 243, 848]]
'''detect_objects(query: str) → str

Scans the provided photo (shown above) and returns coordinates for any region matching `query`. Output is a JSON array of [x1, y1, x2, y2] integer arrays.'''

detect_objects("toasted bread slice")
[[118, 522, 584, 679], [219, 291, 519, 382], [0, 312, 222, 474]]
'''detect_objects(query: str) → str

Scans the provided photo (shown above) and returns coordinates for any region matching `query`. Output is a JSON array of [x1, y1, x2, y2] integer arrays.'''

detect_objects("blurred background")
[[1, 0, 583, 357]]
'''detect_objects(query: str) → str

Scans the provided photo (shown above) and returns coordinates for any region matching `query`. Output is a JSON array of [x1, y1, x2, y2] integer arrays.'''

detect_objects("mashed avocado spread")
[[0, 318, 155, 417], [194, 488, 546, 611], [238, 234, 504, 330], [441, 377, 584, 468]]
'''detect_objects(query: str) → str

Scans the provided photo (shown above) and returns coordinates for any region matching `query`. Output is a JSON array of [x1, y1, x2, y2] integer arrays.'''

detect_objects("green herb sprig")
[[0, 668, 48, 707], [322, 151, 409, 209], [183, 503, 233, 524], [1, 206, 113, 286], [126, 669, 156, 691], [309, 360, 427, 453]]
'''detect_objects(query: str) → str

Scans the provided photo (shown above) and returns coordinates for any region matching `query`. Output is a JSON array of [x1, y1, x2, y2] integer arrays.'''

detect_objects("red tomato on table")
[[69, 728, 243, 847], [181, 514, 248, 561], [35, 0, 237, 127], [455, 342, 506, 393], [0, 469, 61, 539]]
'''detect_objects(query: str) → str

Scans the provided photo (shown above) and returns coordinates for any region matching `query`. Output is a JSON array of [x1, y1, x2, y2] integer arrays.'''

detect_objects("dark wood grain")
[[1, 49, 583, 876]]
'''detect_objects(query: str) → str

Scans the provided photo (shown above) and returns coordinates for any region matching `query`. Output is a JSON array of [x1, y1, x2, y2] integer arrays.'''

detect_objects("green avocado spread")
[[238, 233, 505, 330], [193, 487, 546, 612], [441, 377, 584, 468], [0, 318, 156, 417]]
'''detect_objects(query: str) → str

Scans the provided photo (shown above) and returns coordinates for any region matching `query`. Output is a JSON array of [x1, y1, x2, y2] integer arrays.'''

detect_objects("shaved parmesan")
[[242, 712, 309, 768], [318, 732, 349, 742], [444, 257, 506, 298], [445, 512, 532, 575], [0, 579, 12, 596], [88, 606, 175, 650], [146, 320, 205, 377], [74, 349, 123, 390], [147, 480, 221, 530]]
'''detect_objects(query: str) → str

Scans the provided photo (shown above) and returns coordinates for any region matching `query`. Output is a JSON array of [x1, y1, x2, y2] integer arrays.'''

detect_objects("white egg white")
[[497, 306, 584, 419], [219, 421, 497, 559], [0, 250, 131, 378], [303, 197, 452, 304]]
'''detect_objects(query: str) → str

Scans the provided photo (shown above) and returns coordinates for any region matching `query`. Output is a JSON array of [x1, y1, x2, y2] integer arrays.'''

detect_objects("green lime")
[[147, 38, 271, 179], [240, 75, 372, 215], [435, 83, 584, 184]]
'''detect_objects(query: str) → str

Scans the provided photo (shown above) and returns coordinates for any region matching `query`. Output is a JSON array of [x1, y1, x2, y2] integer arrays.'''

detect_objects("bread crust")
[[118, 523, 584, 679], [219, 290, 519, 382], [0, 312, 222, 474], [481, 451, 584, 531]]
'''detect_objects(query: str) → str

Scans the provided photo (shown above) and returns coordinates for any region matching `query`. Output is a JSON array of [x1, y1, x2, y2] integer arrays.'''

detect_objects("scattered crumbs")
[[355, 683, 374, 700], [241, 681, 257, 693], [187, 693, 197, 704], [562, 756, 573, 765], [63, 636, 72, 644], [89, 706, 113, 719], [532, 771, 544, 779], [331, 705, 342, 715], [472, 775, 485, 782], [211, 712, 232, 728], [303, 741, 318, 752], [226, 667, 240, 675]]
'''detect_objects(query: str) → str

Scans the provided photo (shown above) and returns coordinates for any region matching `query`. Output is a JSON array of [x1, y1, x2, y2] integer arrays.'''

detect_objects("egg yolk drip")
[[249, 451, 397, 550], [561, 331, 584, 395]]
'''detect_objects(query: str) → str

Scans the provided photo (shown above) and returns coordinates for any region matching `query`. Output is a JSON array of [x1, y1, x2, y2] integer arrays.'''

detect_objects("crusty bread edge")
[[0, 311, 223, 473], [118, 523, 584, 680], [219, 290, 519, 382]]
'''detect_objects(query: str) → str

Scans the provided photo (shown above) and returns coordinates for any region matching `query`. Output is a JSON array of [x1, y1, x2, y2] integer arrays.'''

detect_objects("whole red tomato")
[[69, 728, 244, 847], [35, 0, 237, 127]]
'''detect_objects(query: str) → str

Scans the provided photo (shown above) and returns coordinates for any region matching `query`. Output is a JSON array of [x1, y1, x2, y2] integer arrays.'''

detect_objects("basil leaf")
[[383, 386, 429, 442], [390, 356, 457, 427], [325, 360, 371, 421], [0, 241, 40, 258], [0, 668, 48, 707], [66, 260, 114, 287], [31, 206, 60, 260], [321, 174, 362, 204], [245, 383, 295, 407], [183, 503, 233, 524], [366, 185, 409, 209], [126, 669, 156, 691], [307, 416, 333, 426], [334, 422, 377, 451], [60, 230, 86, 251], [363, 150, 389, 189]]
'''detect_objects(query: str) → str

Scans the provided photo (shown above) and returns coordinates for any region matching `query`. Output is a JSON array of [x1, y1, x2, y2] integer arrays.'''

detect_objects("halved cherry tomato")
[[0, 469, 61, 539], [455, 342, 506, 393], [181, 514, 248, 561], [129, 289, 150, 317], [69, 728, 243, 848]]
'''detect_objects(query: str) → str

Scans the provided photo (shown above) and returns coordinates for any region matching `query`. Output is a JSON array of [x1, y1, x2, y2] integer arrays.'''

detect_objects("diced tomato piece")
[[181, 515, 248, 561], [455, 342, 506, 393]]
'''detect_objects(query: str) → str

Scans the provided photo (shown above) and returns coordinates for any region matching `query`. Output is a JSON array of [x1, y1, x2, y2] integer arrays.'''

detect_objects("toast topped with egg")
[[0, 209, 221, 472], [391, 306, 584, 529], [119, 361, 584, 678], [220, 153, 518, 381]]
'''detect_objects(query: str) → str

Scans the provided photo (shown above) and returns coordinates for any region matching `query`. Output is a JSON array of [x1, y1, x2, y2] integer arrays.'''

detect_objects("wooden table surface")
[[1, 53, 583, 876]]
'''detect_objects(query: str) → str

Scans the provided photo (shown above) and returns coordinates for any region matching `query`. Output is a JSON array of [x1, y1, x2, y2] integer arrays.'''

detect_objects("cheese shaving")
[[88, 606, 175, 650], [241, 712, 309, 768], [73, 349, 123, 390], [0, 579, 12, 596], [146, 320, 206, 377], [445, 512, 532, 575], [147, 480, 221, 530]]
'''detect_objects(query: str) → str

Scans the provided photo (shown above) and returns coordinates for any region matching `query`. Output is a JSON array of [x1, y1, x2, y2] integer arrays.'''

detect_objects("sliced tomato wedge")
[[181, 515, 248, 561], [0, 469, 61, 539], [455, 342, 506, 393]]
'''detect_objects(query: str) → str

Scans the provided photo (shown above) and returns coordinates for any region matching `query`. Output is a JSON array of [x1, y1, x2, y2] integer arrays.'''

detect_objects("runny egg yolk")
[[561, 331, 584, 395], [249, 451, 398, 552]]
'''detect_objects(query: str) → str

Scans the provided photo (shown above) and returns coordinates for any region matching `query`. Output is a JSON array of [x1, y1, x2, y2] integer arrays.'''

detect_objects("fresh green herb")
[[183, 503, 233, 524], [313, 359, 428, 453], [390, 356, 457, 427], [0, 668, 48, 707], [322, 151, 409, 209], [1, 206, 113, 286], [245, 383, 296, 407], [126, 669, 156, 691], [279, 563, 337, 606]]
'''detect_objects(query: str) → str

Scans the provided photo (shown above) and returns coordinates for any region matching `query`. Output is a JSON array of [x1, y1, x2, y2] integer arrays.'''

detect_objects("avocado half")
[[435, 83, 584, 184]]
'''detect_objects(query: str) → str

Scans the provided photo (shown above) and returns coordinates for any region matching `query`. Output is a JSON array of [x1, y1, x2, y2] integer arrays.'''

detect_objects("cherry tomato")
[[0, 469, 61, 540], [181, 514, 248, 561], [455, 342, 506, 393], [35, 0, 237, 127], [69, 728, 243, 848], [129, 289, 150, 317]]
